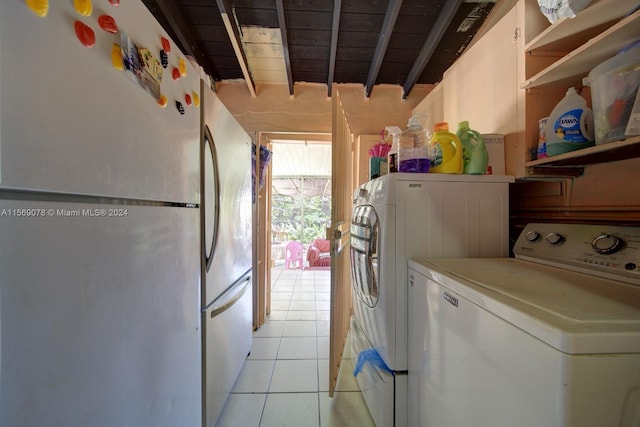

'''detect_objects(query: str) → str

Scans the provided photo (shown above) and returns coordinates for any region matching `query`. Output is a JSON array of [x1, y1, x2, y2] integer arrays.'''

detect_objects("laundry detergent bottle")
[[545, 87, 595, 156], [430, 122, 463, 174], [457, 120, 488, 174], [397, 116, 431, 173]]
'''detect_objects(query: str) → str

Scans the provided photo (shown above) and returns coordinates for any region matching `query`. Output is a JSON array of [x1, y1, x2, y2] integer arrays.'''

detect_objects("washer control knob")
[[525, 231, 541, 242], [545, 232, 564, 245], [592, 234, 624, 255]]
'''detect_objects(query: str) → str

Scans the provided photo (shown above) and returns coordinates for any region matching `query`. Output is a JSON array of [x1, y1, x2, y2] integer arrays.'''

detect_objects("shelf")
[[521, 8, 640, 89], [525, 136, 640, 176], [525, 0, 637, 52]]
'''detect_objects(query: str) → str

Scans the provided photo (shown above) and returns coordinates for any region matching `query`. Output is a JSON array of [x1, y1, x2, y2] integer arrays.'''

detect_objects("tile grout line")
[[260, 267, 333, 426]]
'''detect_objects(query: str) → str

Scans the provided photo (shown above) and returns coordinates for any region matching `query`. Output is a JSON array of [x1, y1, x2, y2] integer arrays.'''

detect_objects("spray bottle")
[[385, 126, 402, 173]]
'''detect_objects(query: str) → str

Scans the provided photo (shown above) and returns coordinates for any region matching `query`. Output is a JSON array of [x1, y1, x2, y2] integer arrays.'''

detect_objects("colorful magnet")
[[175, 101, 185, 115], [160, 50, 168, 69], [178, 58, 187, 77], [192, 91, 200, 107], [74, 21, 95, 48], [73, 0, 92, 17], [25, 0, 49, 17], [108, 0, 120, 5], [172, 67, 181, 81], [184, 93, 192, 106], [111, 43, 123, 70], [98, 15, 118, 34], [138, 48, 163, 83], [161, 37, 171, 53], [157, 95, 168, 108]]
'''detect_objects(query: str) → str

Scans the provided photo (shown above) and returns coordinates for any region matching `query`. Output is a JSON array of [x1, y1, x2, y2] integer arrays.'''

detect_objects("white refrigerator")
[[0, 1, 205, 425], [200, 82, 253, 426]]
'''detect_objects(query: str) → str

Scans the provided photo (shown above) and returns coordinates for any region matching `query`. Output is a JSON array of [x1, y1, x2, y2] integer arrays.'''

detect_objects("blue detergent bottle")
[[544, 87, 595, 156]]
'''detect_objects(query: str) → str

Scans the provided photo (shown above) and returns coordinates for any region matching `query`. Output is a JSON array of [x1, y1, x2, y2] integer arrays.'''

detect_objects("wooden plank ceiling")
[[142, 0, 496, 97]]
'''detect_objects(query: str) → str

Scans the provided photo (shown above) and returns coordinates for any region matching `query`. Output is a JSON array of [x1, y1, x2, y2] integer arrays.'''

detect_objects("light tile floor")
[[215, 267, 376, 427]]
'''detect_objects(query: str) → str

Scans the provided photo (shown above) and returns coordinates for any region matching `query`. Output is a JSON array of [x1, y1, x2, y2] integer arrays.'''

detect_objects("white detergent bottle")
[[545, 87, 595, 156]]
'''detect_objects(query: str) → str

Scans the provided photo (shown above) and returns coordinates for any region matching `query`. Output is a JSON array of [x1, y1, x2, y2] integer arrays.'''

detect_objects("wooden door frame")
[[253, 119, 352, 397], [253, 132, 331, 330], [253, 133, 271, 330]]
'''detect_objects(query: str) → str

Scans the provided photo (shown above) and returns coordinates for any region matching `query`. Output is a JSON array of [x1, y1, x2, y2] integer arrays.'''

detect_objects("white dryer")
[[349, 173, 513, 427], [408, 223, 640, 427]]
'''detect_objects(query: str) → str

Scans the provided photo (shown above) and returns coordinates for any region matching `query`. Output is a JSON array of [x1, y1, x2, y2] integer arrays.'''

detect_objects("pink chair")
[[285, 241, 304, 270]]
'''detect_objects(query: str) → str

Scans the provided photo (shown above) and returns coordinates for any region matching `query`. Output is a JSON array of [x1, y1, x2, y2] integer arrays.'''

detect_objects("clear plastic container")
[[583, 45, 640, 144], [398, 116, 430, 173]]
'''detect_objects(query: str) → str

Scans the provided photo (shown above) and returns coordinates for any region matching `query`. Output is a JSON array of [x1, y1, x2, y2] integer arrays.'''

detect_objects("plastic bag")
[[537, 0, 591, 23], [353, 348, 392, 377]]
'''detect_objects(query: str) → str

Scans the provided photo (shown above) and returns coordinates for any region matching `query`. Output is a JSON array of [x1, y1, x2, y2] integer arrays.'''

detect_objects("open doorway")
[[253, 133, 332, 328], [270, 141, 332, 272]]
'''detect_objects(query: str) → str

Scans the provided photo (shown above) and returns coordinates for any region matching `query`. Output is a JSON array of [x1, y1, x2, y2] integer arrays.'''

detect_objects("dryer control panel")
[[514, 223, 640, 285]]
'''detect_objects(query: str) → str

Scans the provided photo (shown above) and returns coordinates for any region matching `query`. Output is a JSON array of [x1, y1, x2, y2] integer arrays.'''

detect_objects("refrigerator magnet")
[[161, 37, 171, 53], [111, 43, 124, 70], [98, 15, 118, 34], [74, 21, 95, 48], [160, 50, 168, 69], [73, 0, 92, 17], [25, 0, 49, 17]]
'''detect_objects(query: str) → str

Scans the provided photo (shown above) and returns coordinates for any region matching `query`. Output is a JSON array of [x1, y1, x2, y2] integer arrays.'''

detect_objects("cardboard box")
[[482, 134, 505, 175]]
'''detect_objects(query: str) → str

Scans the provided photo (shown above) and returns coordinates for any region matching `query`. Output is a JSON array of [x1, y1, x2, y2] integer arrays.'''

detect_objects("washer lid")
[[409, 258, 640, 354]]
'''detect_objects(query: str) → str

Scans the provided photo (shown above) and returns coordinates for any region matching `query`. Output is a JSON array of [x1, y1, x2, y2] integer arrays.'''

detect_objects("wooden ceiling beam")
[[365, 0, 403, 98], [327, 0, 342, 97], [216, 0, 257, 97], [275, 0, 294, 96], [402, 0, 462, 99]]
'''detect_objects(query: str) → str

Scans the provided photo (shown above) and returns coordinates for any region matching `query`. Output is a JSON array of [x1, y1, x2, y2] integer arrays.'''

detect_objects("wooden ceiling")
[[142, 0, 496, 97]]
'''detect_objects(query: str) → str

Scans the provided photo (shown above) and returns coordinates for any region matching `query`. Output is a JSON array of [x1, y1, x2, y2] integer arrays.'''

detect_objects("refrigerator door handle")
[[208, 273, 252, 318], [203, 125, 220, 273]]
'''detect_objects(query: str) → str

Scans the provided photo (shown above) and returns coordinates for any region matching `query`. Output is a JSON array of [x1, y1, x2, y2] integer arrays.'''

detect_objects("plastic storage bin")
[[583, 45, 640, 144]]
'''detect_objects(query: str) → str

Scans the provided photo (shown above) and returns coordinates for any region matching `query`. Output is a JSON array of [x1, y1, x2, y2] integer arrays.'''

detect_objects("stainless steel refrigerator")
[[200, 82, 253, 427], [0, 1, 206, 425]]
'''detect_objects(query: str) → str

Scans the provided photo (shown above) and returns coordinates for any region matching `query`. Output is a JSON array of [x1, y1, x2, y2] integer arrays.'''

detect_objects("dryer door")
[[350, 205, 380, 308]]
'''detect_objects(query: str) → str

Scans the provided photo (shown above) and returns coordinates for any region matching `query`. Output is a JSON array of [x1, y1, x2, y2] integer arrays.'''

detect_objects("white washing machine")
[[349, 173, 513, 427], [408, 223, 640, 427]]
